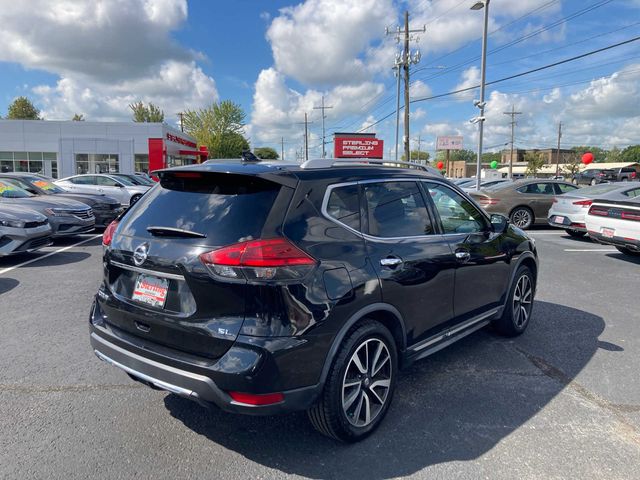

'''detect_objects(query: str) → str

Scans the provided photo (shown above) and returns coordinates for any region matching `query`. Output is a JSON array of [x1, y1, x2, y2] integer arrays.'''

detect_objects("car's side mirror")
[[490, 213, 509, 234]]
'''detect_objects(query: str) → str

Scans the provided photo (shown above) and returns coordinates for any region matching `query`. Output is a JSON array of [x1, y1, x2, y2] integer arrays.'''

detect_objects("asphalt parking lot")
[[1, 228, 639, 479]]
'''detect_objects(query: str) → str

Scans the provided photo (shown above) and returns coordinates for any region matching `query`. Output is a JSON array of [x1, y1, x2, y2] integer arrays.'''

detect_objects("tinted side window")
[[97, 176, 120, 187], [424, 183, 487, 234], [363, 181, 433, 237], [517, 183, 555, 194], [326, 184, 360, 231]]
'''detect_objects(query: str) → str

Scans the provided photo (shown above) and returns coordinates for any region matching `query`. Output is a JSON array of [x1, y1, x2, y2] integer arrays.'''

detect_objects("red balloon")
[[436, 161, 444, 169], [582, 152, 594, 165]]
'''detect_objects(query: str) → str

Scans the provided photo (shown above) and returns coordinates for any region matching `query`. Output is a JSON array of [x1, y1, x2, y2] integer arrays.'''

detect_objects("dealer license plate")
[[601, 227, 615, 239], [132, 274, 168, 308]]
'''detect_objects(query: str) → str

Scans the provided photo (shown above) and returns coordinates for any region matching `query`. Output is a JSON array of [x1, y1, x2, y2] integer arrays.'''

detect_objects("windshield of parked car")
[[0, 180, 34, 198], [28, 177, 67, 194], [110, 175, 134, 186]]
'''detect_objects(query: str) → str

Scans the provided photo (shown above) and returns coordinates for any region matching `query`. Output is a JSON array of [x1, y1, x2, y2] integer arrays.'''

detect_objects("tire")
[[510, 207, 534, 230], [565, 229, 586, 238], [615, 246, 640, 257], [494, 265, 535, 337], [129, 194, 142, 206], [622, 177, 629, 182], [590, 179, 597, 186], [308, 320, 397, 442]]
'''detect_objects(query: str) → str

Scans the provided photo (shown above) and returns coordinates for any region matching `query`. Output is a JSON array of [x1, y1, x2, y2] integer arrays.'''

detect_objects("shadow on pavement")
[[0, 277, 19, 295], [605, 252, 640, 265], [20, 251, 91, 268], [164, 301, 605, 479]]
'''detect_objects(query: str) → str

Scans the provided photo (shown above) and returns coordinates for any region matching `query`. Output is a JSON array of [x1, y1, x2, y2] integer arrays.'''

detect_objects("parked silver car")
[[548, 182, 640, 237], [54, 174, 150, 206], [0, 180, 95, 237], [0, 205, 52, 256]]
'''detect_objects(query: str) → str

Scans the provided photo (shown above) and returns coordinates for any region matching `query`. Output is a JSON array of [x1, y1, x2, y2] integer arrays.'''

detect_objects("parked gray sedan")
[[0, 180, 95, 237], [0, 205, 52, 256]]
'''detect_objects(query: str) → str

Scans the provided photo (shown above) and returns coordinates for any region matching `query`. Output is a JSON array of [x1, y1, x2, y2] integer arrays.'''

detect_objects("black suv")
[[90, 159, 538, 442]]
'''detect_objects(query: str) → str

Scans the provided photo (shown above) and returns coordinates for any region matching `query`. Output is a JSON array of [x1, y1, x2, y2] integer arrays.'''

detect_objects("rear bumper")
[[89, 298, 326, 415], [588, 231, 640, 251], [547, 214, 586, 232]]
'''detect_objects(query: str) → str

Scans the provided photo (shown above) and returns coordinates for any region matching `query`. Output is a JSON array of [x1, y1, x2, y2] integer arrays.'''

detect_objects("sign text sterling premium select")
[[333, 132, 384, 159]]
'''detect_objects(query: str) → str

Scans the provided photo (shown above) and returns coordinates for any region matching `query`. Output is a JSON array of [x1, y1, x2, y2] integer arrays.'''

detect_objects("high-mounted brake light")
[[102, 220, 119, 246], [200, 237, 316, 282], [171, 172, 203, 179], [573, 199, 593, 208]]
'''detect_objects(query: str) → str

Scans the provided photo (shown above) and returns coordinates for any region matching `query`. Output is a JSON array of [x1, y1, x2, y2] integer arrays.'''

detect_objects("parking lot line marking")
[[0, 234, 101, 276], [528, 232, 566, 235], [563, 248, 618, 252]]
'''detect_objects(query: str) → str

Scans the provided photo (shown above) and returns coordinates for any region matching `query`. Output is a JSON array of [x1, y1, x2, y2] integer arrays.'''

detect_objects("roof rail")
[[300, 158, 440, 174]]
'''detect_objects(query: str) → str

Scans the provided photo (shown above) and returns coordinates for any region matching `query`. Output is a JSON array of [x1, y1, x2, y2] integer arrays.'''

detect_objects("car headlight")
[[0, 219, 26, 228]]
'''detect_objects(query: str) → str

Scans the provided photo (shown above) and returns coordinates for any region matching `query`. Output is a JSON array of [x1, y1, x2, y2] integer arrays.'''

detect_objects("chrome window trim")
[[321, 177, 491, 241], [109, 260, 184, 281]]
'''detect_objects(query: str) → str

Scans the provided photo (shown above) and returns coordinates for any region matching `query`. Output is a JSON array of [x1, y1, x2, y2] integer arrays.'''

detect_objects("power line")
[[356, 35, 640, 132], [313, 95, 333, 158]]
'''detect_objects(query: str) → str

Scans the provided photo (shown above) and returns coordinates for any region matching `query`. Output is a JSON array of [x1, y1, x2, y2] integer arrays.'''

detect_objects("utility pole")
[[176, 112, 184, 132], [471, 0, 490, 191], [555, 122, 562, 178], [393, 64, 401, 161], [313, 95, 333, 158], [386, 13, 424, 162], [281, 137, 285, 161], [295, 114, 313, 161], [503, 105, 522, 180]]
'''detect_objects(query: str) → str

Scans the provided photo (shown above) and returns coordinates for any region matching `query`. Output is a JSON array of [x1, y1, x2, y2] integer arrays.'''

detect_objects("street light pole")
[[471, 0, 490, 191]]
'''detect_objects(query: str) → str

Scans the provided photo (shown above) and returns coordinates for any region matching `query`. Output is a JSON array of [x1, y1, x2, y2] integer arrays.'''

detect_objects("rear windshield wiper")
[[146, 226, 207, 238]]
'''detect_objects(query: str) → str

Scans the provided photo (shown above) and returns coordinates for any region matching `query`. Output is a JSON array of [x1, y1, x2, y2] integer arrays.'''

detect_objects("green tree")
[[72, 113, 85, 121], [402, 150, 430, 162], [571, 146, 606, 163], [183, 101, 249, 158], [525, 151, 545, 176], [606, 146, 623, 163], [129, 101, 165, 122], [450, 149, 476, 163], [620, 145, 640, 163], [7, 96, 40, 119], [254, 147, 279, 159], [481, 151, 501, 164]]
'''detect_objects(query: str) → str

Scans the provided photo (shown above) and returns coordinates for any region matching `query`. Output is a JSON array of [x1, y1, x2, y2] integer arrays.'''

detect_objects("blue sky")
[[1, 0, 639, 160]]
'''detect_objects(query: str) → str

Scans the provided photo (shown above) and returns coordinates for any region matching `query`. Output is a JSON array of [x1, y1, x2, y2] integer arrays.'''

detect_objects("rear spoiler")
[[152, 164, 298, 189]]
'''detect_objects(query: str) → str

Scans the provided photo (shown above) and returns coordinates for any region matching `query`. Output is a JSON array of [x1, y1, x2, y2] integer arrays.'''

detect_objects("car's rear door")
[[423, 181, 511, 321], [362, 180, 456, 346], [96, 175, 127, 204]]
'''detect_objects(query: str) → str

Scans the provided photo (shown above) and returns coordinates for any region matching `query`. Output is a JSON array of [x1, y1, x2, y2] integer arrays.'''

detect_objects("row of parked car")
[[453, 177, 640, 257], [0, 172, 153, 257]]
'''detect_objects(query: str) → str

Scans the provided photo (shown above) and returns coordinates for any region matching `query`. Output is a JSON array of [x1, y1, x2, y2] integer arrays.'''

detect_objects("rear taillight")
[[102, 220, 119, 246], [589, 206, 610, 217], [200, 237, 317, 282], [621, 210, 640, 221], [573, 199, 593, 208]]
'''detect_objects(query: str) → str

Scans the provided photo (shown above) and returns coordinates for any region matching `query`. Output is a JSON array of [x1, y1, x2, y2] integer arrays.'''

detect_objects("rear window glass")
[[326, 184, 360, 230], [119, 172, 282, 245]]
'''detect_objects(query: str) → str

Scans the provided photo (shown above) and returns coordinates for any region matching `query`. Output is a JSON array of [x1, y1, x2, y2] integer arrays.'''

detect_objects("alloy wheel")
[[341, 338, 392, 427], [512, 274, 533, 329], [511, 209, 531, 228]]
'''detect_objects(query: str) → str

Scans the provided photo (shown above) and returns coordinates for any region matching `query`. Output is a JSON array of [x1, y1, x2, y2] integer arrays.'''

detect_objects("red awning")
[[179, 149, 208, 156]]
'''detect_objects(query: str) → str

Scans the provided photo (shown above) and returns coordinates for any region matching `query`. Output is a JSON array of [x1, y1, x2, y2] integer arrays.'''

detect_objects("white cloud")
[[266, 0, 395, 86], [410, 80, 432, 100], [454, 67, 480, 101], [0, 0, 217, 120]]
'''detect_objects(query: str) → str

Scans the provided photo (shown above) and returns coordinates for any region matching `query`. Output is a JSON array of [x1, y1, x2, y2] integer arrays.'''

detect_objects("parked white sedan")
[[55, 174, 150, 206], [548, 183, 640, 237], [586, 196, 640, 257]]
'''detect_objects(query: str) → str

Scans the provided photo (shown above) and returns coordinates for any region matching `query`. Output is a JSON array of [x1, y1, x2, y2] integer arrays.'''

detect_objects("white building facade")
[[0, 120, 204, 179]]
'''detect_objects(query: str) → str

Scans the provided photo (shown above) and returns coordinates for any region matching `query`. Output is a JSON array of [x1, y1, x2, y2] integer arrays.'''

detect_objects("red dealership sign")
[[166, 132, 197, 149], [334, 135, 384, 158]]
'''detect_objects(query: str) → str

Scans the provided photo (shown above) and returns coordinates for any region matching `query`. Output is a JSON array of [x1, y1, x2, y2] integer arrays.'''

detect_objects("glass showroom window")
[[75, 154, 119, 174], [0, 152, 11, 173], [28, 152, 44, 174], [43, 152, 58, 178], [134, 154, 149, 173]]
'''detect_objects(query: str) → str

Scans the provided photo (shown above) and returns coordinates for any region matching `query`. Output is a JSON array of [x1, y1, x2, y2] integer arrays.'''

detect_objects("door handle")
[[380, 256, 403, 268], [455, 251, 471, 263]]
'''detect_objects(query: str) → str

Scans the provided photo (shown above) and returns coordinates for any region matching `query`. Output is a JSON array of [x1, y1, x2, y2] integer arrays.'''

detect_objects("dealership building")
[[0, 120, 207, 179]]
